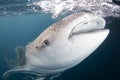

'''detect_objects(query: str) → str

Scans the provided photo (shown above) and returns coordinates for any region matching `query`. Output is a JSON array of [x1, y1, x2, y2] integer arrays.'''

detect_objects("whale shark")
[[3, 12, 109, 78]]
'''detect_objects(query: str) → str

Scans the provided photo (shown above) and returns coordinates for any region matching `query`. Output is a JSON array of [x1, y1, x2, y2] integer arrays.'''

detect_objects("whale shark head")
[[3, 13, 109, 78], [25, 13, 109, 74]]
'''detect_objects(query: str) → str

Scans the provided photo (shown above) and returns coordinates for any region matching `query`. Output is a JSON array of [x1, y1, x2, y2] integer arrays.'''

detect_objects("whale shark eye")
[[44, 40, 50, 46]]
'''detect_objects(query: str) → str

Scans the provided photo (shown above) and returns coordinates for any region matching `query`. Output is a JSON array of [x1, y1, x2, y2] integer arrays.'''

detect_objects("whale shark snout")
[[3, 12, 110, 78]]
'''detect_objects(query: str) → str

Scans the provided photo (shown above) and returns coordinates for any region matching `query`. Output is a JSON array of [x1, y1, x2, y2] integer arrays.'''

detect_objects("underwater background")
[[0, 0, 120, 80]]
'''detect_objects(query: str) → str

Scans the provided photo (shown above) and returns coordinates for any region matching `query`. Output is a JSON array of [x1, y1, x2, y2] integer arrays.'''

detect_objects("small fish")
[[3, 12, 109, 78]]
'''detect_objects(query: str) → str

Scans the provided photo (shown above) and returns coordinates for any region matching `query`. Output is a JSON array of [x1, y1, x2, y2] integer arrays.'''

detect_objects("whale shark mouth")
[[68, 18, 106, 39]]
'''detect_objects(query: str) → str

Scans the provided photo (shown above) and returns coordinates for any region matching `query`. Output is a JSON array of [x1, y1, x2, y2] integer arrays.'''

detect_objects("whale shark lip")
[[69, 27, 108, 39], [72, 28, 105, 34], [68, 17, 107, 39]]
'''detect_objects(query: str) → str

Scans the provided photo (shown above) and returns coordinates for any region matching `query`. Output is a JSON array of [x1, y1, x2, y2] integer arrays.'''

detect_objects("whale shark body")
[[3, 12, 109, 77]]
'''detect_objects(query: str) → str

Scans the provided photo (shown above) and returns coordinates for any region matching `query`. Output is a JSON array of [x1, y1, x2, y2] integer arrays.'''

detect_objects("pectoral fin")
[[4, 46, 26, 68], [15, 46, 26, 66]]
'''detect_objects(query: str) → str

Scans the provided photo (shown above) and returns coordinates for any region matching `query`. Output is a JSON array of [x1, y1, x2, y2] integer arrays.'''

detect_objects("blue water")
[[0, 1, 120, 80], [0, 13, 55, 80]]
